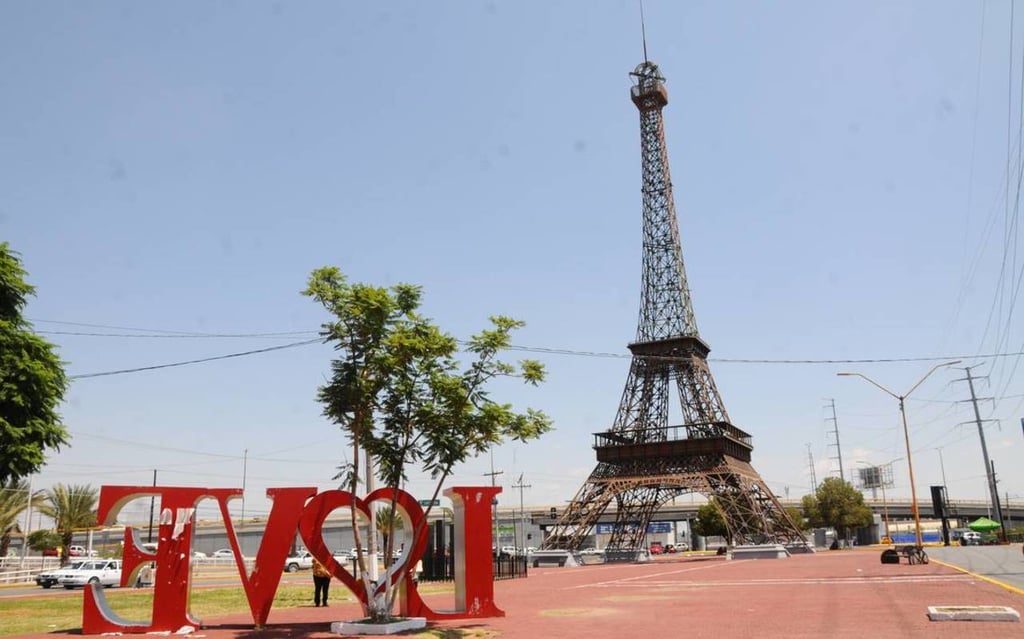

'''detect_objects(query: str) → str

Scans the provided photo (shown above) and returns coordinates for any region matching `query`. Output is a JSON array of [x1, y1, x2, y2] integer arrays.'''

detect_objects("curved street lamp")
[[838, 360, 960, 547]]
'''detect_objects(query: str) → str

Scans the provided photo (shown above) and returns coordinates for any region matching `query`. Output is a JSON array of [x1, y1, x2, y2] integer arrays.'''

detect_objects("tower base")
[[728, 544, 790, 560]]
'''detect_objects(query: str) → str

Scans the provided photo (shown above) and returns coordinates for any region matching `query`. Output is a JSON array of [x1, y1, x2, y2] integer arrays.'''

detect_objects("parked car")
[[960, 531, 982, 546], [36, 560, 84, 588], [284, 550, 349, 572], [284, 550, 314, 572], [649, 542, 664, 555], [211, 548, 234, 558], [68, 545, 97, 557], [57, 559, 122, 589]]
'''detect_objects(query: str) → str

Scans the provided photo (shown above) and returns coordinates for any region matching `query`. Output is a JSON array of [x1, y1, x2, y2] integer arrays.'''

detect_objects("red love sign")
[[83, 485, 503, 635]]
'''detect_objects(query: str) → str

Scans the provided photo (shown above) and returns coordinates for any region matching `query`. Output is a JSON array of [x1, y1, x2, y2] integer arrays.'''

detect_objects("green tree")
[[27, 529, 61, 554], [304, 268, 551, 622], [785, 505, 811, 531], [692, 500, 731, 544], [0, 478, 44, 557], [0, 243, 69, 483], [37, 483, 98, 565], [375, 505, 404, 559], [801, 477, 873, 541]]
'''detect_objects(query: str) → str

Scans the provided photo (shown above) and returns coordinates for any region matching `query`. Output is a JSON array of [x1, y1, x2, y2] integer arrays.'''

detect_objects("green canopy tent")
[[967, 516, 1002, 532]]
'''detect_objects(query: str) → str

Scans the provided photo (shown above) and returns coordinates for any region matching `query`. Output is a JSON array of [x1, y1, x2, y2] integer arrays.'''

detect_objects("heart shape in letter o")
[[298, 488, 428, 603]]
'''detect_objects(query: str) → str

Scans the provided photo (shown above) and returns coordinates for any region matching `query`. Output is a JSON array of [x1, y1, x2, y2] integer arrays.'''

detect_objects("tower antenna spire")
[[640, 0, 649, 62]]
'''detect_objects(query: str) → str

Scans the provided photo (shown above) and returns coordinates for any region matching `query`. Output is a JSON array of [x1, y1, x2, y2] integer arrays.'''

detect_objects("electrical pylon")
[[543, 60, 808, 559]]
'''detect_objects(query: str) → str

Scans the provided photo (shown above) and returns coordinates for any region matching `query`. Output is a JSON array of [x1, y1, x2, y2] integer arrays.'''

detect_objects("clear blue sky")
[[3, 1, 1022, 526]]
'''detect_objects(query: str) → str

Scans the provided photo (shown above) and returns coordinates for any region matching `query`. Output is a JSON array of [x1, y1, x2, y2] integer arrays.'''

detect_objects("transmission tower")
[[955, 366, 1003, 532], [542, 60, 808, 560], [806, 443, 818, 493], [825, 399, 845, 482]]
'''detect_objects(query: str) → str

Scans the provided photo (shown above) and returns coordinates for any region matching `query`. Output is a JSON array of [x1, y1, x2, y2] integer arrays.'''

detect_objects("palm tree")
[[0, 479, 43, 558], [376, 505, 405, 561], [37, 483, 98, 565]]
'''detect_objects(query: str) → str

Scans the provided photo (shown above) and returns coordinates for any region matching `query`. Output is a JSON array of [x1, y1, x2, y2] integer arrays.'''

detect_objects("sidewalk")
[[28, 549, 1024, 638]]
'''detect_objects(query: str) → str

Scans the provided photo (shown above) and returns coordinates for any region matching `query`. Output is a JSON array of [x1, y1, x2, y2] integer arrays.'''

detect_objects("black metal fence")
[[420, 521, 455, 582], [418, 520, 528, 582], [492, 553, 528, 580]]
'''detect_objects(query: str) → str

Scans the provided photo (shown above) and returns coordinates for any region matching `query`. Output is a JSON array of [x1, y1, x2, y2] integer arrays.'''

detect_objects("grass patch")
[[412, 629, 499, 638], [1, 580, 457, 637], [0, 584, 331, 637]]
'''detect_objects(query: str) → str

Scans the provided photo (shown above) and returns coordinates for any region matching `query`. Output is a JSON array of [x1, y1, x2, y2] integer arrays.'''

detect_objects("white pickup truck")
[[283, 550, 351, 572], [283, 551, 315, 572]]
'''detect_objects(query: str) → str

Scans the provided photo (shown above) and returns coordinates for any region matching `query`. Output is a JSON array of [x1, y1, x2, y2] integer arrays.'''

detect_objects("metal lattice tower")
[[543, 61, 808, 559]]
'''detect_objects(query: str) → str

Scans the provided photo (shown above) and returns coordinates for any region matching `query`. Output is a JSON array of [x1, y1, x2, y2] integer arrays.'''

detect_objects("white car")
[[36, 560, 85, 588], [68, 545, 97, 557], [57, 559, 122, 589], [211, 548, 234, 559]]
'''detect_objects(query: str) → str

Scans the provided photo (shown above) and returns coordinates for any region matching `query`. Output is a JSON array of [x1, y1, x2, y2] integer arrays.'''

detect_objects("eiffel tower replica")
[[544, 60, 809, 560]]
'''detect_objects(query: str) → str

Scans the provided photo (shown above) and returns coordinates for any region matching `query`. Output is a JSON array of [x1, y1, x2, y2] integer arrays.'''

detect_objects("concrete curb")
[[928, 605, 1020, 622]]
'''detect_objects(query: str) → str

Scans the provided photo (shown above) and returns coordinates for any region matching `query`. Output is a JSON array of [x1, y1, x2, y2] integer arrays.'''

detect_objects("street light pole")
[[896, 395, 923, 546], [880, 472, 890, 542], [838, 360, 960, 548]]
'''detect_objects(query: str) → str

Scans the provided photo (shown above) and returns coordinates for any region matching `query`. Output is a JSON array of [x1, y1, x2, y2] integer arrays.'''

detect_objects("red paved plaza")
[[15, 549, 1024, 638]]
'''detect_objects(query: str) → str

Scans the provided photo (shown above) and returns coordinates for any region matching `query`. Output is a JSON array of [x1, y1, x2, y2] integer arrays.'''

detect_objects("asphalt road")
[[927, 543, 1024, 592]]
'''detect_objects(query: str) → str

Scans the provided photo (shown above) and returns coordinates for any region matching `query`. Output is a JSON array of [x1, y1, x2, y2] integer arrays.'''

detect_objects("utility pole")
[[20, 475, 33, 569], [957, 366, 1003, 536], [806, 443, 818, 493], [934, 447, 950, 509], [825, 399, 845, 482], [512, 474, 531, 555], [990, 460, 1005, 540], [147, 470, 157, 543], [484, 449, 504, 551], [240, 449, 248, 531]]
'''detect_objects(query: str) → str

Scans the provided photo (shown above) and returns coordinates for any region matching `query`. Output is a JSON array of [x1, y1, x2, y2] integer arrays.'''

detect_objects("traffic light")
[[549, 507, 557, 519]]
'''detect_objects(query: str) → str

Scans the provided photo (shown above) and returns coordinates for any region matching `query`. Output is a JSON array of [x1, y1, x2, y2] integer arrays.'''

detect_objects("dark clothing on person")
[[312, 558, 331, 607]]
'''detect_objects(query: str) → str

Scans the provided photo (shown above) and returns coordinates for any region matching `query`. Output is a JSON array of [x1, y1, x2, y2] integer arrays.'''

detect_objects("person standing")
[[312, 557, 331, 607]]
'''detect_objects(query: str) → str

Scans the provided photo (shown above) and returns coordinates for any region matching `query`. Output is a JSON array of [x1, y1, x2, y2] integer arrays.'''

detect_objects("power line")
[[39, 330, 316, 339], [61, 338, 1024, 380], [68, 338, 322, 379], [39, 315, 1024, 378], [30, 318, 238, 335]]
